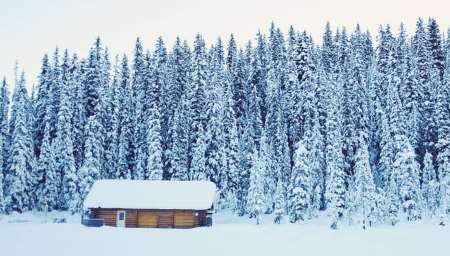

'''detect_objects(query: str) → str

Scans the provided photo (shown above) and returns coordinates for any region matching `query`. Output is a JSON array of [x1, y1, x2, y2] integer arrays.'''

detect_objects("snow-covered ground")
[[1, 211, 449, 256]]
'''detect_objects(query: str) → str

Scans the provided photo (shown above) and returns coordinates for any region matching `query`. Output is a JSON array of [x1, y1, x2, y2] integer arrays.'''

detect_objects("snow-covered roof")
[[84, 180, 217, 210]]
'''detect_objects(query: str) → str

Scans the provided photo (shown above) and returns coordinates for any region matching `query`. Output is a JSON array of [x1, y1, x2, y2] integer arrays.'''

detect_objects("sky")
[[1, 0, 449, 88]]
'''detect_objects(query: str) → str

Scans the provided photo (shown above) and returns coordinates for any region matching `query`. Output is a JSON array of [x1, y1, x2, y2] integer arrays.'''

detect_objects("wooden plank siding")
[[93, 209, 116, 226], [91, 208, 206, 228], [174, 210, 196, 228], [137, 210, 158, 227], [125, 209, 137, 227]]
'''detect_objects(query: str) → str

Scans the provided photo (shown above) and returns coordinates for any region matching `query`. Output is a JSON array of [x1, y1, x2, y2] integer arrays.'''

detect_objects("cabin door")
[[117, 210, 126, 227]]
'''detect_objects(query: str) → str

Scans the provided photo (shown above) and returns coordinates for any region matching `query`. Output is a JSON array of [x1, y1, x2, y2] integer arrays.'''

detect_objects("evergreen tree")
[[436, 32, 450, 223], [170, 94, 190, 181], [35, 122, 57, 211], [322, 22, 337, 74], [133, 38, 149, 180], [394, 141, 421, 221], [204, 42, 225, 187], [188, 34, 208, 180], [102, 55, 119, 179], [190, 124, 207, 181], [386, 167, 401, 225], [0, 78, 9, 213], [219, 77, 240, 209], [49, 47, 62, 142], [247, 149, 265, 225], [273, 178, 285, 224], [78, 115, 102, 201], [33, 54, 52, 158], [164, 38, 190, 179], [4, 72, 35, 213], [289, 140, 312, 222], [0, 156, 4, 213], [54, 51, 79, 211], [84, 38, 104, 119], [354, 134, 376, 228], [422, 151, 438, 216], [116, 56, 134, 179], [71, 55, 86, 170], [325, 78, 346, 229], [413, 18, 434, 164], [427, 18, 444, 78], [146, 99, 163, 180]]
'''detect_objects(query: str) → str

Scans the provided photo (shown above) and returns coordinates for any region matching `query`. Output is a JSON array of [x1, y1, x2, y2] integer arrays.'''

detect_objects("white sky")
[[1, 0, 449, 88]]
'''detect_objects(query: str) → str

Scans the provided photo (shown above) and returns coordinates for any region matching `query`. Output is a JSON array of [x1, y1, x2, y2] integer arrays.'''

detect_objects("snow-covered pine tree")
[[116, 55, 134, 179], [247, 149, 265, 225], [168, 38, 191, 181], [98, 47, 112, 179], [273, 177, 285, 224], [375, 25, 396, 110], [250, 32, 269, 128], [354, 134, 376, 228], [386, 168, 401, 225], [84, 38, 104, 119], [325, 77, 346, 229], [0, 151, 4, 213], [70, 54, 86, 170], [226, 33, 245, 127], [234, 43, 262, 216], [170, 37, 191, 105], [188, 34, 208, 181], [259, 131, 274, 213], [308, 112, 326, 216], [170, 94, 190, 181], [394, 140, 421, 221], [289, 140, 312, 222], [49, 47, 62, 142], [102, 55, 120, 179], [401, 25, 421, 152], [321, 22, 337, 74], [265, 48, 289, 213], [190, 124, 207, 181], [389, 74, 422, 221], [422, 151, 438, 216], [35, 122, 57, 211], [146, 98, 163, 180], [427, 18, 444, 78], [33, 54, 52, 158], [204, 40, 225, 188], [133, 38, 149, 180], [413, 18, 433, 165], [437, 33, 450, 225], [153, 37, 173, 180], [164, 37, 191, 179], [54, 50, 79, 212], [78, 115, 102, 201], [82, 39, 107, 178], [378, 107, 393, 189], [0, 78, 9, 213], [219, 74, 240, 209], [4, 72, 35, 213]]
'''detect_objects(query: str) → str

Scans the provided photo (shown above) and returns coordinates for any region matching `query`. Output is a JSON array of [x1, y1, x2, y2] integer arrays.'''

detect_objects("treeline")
[[0, 18, 449, 229]]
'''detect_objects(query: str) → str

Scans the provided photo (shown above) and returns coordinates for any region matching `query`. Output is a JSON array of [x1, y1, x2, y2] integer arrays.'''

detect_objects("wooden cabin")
[[83, 180, 216, 228]]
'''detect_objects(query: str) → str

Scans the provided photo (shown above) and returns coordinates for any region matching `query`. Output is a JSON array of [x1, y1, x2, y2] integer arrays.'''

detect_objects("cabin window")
[[119, 212, 125, 220]]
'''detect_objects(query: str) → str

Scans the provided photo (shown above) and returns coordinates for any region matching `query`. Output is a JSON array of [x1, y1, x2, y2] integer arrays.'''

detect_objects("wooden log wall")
[[91, 208, 208, 228]]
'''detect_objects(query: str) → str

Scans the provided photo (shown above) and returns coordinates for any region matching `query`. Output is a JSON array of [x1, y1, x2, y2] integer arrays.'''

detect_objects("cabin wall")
[[91, 208, 208, 228], [125, 209, 137, 227], [93, 209, 116, 226]]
